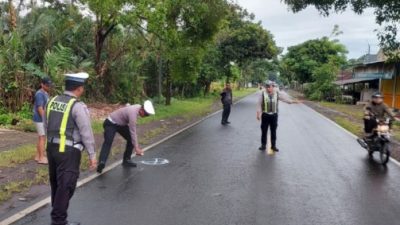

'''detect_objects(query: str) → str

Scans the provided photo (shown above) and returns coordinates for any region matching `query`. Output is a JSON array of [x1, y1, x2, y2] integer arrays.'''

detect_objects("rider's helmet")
[[264, 81, 273, 88], [372, 92, 384, 104]]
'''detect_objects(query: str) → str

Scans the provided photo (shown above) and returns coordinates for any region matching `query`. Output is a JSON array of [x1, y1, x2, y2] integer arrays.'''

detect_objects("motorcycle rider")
[[364, 92, 398, 138]]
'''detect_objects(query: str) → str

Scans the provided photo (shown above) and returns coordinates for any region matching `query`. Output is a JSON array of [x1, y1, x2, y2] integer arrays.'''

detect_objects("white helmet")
[[143, 100, 155, 115]]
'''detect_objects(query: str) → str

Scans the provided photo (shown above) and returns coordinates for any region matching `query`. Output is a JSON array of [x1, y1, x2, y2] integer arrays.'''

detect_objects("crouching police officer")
[[45, 72, 97, 225], [97, 101, 155, 173]]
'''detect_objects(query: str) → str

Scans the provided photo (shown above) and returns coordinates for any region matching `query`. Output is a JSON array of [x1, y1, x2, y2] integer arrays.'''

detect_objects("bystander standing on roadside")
[[33, 77, 52, 164], [220, 82, 233, 125]]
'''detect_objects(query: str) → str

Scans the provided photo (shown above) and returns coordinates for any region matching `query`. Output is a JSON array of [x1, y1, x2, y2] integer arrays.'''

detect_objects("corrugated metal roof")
[[363, 54, 379, 64], [334, 77, 378, 85]]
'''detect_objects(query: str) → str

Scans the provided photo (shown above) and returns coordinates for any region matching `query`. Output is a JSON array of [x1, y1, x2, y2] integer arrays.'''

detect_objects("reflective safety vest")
[[262, 91, 279, 114], [46, 95, 77, 152]]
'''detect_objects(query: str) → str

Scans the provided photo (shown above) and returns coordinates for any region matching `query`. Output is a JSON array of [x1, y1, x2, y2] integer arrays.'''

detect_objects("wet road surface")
[[12, 94, 400, 225]]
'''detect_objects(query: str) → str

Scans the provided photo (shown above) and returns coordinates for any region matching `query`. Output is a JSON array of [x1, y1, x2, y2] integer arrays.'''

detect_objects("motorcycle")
[[357, 117, 391, 166]]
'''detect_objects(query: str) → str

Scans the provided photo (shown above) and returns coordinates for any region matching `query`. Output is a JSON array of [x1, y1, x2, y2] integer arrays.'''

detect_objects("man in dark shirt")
[[363, 92, 399, 136], [220, 82, 233, 125]]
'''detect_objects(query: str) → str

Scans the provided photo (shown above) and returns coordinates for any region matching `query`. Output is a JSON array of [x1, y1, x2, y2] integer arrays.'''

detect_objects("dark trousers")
[[364, 118, 377, 133], [364, 118, 393, 133], [261, 113, 278, 147], [47, 143, 81, 225], [99, 119, 134, 164], [221, 104, 231, 123]]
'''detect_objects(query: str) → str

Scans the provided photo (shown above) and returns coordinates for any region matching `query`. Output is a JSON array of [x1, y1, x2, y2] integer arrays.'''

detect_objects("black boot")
[[258, 145, 266, 151], [122, 159, 137, 167], [97, 162, 105, 173], [271, 146, 279, 152]]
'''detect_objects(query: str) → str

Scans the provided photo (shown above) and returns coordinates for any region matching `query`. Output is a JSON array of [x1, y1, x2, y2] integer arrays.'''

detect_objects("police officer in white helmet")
[[45, 72, 97, 225], [256, 81, 300, 152], [97, 100, 155, 173]]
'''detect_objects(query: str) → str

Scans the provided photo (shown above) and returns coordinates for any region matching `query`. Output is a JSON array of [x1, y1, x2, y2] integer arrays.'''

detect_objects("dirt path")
[[0, 129, 37, 152]]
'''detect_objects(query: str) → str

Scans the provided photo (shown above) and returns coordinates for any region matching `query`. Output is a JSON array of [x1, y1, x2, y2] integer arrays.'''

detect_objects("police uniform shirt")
[[44, 91, 96, 160], [257, 90, 292, 114], [108, 105, 141, 148]]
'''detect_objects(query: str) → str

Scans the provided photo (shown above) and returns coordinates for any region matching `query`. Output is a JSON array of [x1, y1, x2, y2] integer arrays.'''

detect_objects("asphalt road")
[[12, 93, 400, 225]]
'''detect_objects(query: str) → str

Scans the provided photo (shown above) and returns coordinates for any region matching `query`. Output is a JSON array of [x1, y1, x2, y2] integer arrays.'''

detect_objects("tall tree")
[[217, 4, 279, 82], [283, 0, 400, 59], [282, 37, 347, 84], [146, 0, 227, 104]]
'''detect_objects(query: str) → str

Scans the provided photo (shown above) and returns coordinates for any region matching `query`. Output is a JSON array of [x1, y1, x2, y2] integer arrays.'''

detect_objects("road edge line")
[[302, 103, 400, 168], [0, 92, 255, 225]]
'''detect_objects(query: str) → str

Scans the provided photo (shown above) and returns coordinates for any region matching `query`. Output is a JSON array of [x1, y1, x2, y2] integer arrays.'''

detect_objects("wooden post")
[[393, 70, 397, 108]]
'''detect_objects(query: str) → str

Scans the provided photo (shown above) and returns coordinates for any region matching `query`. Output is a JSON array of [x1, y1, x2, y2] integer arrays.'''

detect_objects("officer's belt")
[[48, 137, 84, 151], [107, 116, 117, 124], [263, 112, 277, 115]]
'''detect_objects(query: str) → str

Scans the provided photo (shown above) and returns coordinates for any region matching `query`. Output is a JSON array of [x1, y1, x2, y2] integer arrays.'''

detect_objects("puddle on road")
[[139, 158, 170, 166]]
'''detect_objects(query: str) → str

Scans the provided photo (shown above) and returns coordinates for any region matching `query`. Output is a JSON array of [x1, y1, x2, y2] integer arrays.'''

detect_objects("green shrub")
[[0, 114, 12, 125], [18, 119, 36, 132], [18, 103, 33, 120]]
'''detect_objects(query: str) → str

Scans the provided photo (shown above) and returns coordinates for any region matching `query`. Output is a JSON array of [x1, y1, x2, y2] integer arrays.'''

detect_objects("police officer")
[[256, 82, 300, 152], [97, 101, 155, 173], [45, 72, 97, 225]]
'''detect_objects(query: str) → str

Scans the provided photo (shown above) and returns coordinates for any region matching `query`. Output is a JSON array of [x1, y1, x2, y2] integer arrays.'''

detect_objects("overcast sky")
[[236, 0, 380, 59]]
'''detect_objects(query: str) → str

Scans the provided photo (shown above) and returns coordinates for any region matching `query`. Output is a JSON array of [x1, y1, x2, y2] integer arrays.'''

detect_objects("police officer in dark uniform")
[[45, 72, 97, 225]]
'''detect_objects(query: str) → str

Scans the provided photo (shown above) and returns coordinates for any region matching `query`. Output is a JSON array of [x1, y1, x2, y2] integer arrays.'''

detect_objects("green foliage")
[[282, 36, 347, 101], [0, 114, 12, 125], [0, 31, 37, 112], [282, 37, 347, 84], [0, 0, 279, 114], [18, 102, 33, 120], [283, 0, 400, 60]]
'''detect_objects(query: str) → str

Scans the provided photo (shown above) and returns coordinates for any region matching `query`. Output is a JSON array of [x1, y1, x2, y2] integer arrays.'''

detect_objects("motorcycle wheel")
[[380, 143, 390, 165]]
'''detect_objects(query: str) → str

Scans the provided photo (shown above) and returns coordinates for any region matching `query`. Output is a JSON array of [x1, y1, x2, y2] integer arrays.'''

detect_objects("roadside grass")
[[92, 88, 257, 133], [333, 116, 364, 136], [92, 120, 104, 134], [0, 144, 35, 167], [139, 88, 257, 124], [319, 101, 400, 141], [0, 180, 31, 202], [139, 125, 167, 146], [0, 166, 49, 203], [319, 102, 364, 118]]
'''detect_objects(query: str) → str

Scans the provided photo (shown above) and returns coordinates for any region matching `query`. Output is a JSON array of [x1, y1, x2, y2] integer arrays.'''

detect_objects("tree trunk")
[[203, 81, 211, 96], [165, 70, 172, 105], [95, 28, 106, 76], [157, 54, 163, 101], [94, 23, 116, 77], [8, 0, 17, 31]]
